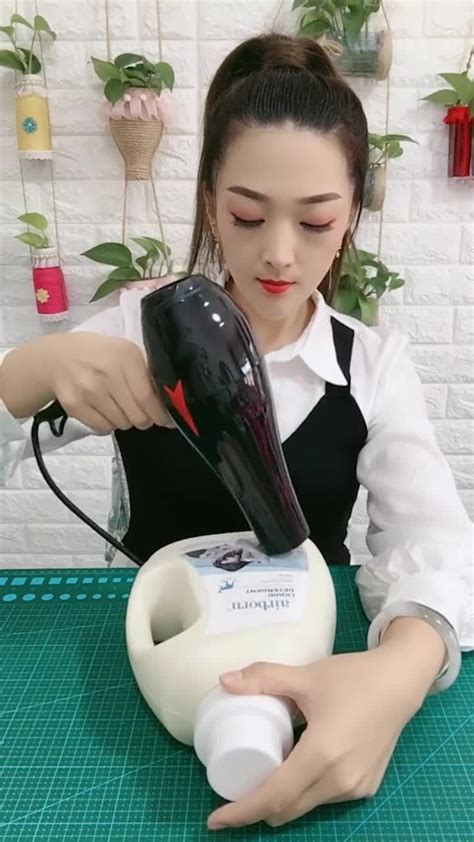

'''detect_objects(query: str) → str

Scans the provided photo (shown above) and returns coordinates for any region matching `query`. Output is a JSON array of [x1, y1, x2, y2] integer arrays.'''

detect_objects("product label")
[[183, 538, 308, 634]]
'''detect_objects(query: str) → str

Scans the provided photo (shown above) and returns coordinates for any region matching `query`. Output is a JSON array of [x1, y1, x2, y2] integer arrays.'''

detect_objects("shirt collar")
[[215, 271, 348, 386]]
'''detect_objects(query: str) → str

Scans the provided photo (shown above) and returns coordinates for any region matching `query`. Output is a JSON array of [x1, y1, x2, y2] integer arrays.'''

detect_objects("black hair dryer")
[[32, 275, 309, 563], [142, 275, 309, 556]]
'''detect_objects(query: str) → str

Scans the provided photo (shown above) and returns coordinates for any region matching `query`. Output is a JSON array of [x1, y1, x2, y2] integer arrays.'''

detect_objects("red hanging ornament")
[[443, 105, 473, 178], [32, 248, 69, 321]]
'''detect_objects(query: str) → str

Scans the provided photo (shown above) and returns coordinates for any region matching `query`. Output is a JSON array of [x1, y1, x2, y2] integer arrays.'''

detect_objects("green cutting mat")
[[0, 566, 472, 841]]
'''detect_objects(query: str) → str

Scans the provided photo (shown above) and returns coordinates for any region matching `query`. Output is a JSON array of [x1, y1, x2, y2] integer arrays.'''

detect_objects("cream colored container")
[[126, 530, 337, 800]]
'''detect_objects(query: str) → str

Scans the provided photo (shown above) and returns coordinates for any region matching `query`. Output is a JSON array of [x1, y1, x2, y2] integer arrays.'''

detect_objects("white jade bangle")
[[367, 601, 461, 693]]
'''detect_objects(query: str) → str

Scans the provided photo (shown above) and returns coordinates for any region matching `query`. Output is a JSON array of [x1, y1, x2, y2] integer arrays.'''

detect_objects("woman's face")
[[212, 125, 354, 323]]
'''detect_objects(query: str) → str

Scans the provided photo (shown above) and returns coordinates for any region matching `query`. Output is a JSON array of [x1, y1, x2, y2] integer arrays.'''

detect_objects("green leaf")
[[82, 242, 133, 267], [385, 141, 403, 159], [342, 7, 367, 43], [358, 296, 378, 326], [422, 89, 459, 107], [439, 72, 474, 106], [155, 61, 174, 90], [90, 278, 126, 303], [368, 273, 387, 295], [333, 286, 358, 314], [379, 134, 417, 143], [292, 0, 309, 8], [18, 212, 48, 231], [368, 133, 386, 150], [147, 75, 163, 93], [114, 52, 144, 69], [127, 62, 148, 74], [108, 266, 141, 281], [15, 232, 45, 248], [126, 72, 148, 85], [91, 56, 121, 82], [33, 15, 56, 40], [10, 13, 33, 29], [356, 248, 378, 264], [389, 276, 405, 290], [0, 25, 15, 40], [131, 236, 168, 255], [0, 49, 26, 71], [141, 56, 155, 73], [300, 9, 321, 25], [299, 18, 331, 36], [18, 48, 41, 74], [135, 254, 149, 276], [104, 78, 128, 104], [319, 0, 337, 13]]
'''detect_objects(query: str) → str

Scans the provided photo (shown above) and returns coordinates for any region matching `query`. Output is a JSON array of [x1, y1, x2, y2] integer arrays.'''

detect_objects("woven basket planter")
[[107, 88, 168, 180], [110, 117, 164, 180]]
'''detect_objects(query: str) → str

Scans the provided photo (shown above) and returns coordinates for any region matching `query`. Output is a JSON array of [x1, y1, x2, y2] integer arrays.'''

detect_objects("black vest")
[[115, 318, 368, 565]]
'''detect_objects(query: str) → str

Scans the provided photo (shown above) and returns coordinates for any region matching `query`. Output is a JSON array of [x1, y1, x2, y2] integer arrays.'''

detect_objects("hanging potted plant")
[[422, 60, 474, 178], [82, 236, 176, 302], [332, 245, 404, 326], [91, 52, 175, 181], [0, 13, 56, 159], [15, 213, 68, 321], [294, 0, 392, 80], [364, 133, 417, 210]]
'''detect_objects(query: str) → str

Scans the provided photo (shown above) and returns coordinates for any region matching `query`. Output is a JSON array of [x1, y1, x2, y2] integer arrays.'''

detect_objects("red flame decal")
[[163, 380, 199, 437]]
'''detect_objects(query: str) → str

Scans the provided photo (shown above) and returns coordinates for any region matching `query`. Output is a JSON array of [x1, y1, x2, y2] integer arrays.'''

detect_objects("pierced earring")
[[336, 248, 341, 259]]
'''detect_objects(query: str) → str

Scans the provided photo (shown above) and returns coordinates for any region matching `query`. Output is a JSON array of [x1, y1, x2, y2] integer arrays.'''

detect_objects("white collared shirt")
[[1, 280, 473, 683]]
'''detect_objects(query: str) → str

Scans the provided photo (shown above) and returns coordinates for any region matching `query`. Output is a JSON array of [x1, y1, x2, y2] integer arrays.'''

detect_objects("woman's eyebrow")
[[227, 185, 342, 204]]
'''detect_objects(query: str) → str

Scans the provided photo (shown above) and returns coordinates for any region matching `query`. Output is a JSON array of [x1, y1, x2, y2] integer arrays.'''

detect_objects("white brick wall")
[[0, 0, 473, 568]]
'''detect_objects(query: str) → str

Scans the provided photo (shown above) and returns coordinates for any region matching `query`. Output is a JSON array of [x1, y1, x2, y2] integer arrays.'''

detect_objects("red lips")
[[258, 279, 294, 295]]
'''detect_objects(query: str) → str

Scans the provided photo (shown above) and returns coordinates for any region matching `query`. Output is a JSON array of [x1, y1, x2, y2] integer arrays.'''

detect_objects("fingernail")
[[220, 670, 243, 684], [208, 815, 225, 830]]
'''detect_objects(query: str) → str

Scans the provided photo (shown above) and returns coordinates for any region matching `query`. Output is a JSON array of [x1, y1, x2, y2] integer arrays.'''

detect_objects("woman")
[[1, 33, 472, 831]]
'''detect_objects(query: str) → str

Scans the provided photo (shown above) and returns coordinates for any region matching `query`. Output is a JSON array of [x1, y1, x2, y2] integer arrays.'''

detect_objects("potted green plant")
[[82, 236, 176, 302], [15, 213, 68, 321], [294, 0, 392, 80], [422, 57, 474, 178], [0, 13, 56, 159], [332, 245, 404, 326], [91, 52, 175, 180], [364, 133, 417, 210]]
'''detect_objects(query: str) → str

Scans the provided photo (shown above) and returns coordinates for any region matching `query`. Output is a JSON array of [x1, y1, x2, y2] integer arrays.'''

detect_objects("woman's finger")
[[71, 407, 115, 435], [122, 355, 173, 427], [91, 393, 132, 431], [207, 728, 316, 830], [109, 376, 155, 430]]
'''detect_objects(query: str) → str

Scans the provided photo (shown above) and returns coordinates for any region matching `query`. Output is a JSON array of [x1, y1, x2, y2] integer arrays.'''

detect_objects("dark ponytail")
[[187, 32, 368, 303]]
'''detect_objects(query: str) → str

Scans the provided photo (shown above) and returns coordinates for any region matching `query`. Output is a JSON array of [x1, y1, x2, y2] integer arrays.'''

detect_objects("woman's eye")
[[231, 214, 262, 228], [301, 222, 334, 233], [231, 214, 333, 233]]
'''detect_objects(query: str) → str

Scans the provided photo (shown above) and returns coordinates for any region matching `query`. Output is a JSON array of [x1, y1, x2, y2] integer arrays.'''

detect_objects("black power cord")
[[31, 401, 143, 567]]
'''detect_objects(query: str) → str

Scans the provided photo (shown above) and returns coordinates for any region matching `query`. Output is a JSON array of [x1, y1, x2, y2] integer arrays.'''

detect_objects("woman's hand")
[[50, 332, 173, 433], [2, 331, 173, 430], [207, 619, 444, 830]]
